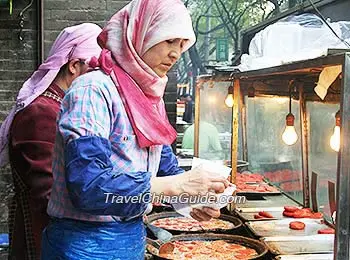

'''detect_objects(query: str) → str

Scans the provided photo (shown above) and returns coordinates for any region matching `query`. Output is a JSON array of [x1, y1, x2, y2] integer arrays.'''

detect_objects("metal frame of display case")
[[194, 53, 350, 259]]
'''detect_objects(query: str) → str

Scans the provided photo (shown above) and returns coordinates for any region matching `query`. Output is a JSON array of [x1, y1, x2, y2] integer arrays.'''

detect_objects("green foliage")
[[177, 0, 290, 84]]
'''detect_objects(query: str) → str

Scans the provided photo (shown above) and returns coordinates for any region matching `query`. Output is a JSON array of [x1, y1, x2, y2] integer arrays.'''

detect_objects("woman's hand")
[[173, 169, 231, 196], [150, 168, 231, 196], [190, 207, 220, 221]]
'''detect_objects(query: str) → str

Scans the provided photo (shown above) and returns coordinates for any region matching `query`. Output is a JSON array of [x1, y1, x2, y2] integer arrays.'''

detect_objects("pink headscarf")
[[94, 0, 196, 148], [0, 23, 102, 167]]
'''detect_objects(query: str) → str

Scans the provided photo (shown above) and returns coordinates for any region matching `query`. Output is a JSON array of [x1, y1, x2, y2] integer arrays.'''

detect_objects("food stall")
[[192, 52, 350, 259]]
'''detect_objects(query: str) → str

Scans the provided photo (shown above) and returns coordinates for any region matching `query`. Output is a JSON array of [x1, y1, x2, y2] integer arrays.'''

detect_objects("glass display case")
[[193, 80, 240, 164], [195, 53, 350, 259]]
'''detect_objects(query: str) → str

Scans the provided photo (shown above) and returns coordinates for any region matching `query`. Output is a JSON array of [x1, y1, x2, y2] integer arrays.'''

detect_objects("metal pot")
[[147, 212, 243, 235], [146, 233, 268, 260]]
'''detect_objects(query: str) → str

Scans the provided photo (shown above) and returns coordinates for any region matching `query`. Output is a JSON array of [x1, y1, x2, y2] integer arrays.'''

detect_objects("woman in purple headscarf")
[[0, 23, 102, 260]]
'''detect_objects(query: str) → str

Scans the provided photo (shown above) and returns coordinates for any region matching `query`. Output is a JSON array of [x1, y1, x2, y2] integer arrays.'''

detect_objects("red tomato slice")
[[254, 214, 265, 219], [311, 212, 323, 219], [283, 211, 295, 217], [318, 228, 335, 234], [237, 248, 256, 255], [284, 206, 298, 212], [226, 244, 243, 250], [178, 246, 191, 252], [258, 211, 274, 218], [289, 221, 306, 230], [292, 209, 312, 218]]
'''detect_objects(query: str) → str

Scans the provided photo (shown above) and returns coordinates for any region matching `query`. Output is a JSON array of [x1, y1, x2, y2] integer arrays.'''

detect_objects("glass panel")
[[197, 82, 235, 163], [246, 96, 303, 204], [307, 102, 339, 221]]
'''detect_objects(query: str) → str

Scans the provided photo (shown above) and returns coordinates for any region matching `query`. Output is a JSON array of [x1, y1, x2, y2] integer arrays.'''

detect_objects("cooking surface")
[[246, 218, 330, 237], [275, 254, 333, 260], [263, 235, 334, 255]]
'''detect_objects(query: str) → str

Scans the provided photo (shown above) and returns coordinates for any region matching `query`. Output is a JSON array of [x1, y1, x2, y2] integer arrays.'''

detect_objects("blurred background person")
[[0, 23, 102, 260]]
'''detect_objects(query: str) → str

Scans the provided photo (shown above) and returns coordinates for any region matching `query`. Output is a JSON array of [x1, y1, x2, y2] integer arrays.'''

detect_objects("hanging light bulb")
[[225, 84, 234, 108], [330, 110, 340, 152], [282, 81, 298, 145], [282, 113, 298, 145]]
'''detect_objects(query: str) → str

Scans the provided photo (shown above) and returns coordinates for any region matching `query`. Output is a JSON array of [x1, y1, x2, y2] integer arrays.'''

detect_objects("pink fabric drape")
[[0, 23, 102, 167], [96, 0, 196, 148]]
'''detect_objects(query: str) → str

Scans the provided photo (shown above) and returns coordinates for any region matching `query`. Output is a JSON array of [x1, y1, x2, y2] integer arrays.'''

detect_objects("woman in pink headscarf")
[[42, 1, 230, 259], [0, 23, 102, 260]]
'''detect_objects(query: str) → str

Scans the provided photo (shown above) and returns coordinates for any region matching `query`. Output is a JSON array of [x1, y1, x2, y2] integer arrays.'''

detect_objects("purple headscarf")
[[0, 23, 102, 167]]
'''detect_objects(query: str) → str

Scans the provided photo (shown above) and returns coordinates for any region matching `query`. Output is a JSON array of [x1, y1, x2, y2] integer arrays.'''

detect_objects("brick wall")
[[0, 0, 178, 240], [0, 0, 38, 232]]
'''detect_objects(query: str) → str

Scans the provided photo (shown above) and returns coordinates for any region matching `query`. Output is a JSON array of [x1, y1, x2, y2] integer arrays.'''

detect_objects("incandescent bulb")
[[225, 94, 234, 107], [282, 125, 298, 145], [330, 126, 340, 152]]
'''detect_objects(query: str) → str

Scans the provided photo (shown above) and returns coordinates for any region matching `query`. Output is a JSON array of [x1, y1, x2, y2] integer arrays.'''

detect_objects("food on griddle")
[[283, 210, 295, 217], [151, 217, 235, 231], [284, 206, 298, 212], [282, 207, 323, 219], [318, 228, 335, 234], [258, 211, 274, 218], [254, 214, 265, 219], [310, 212, 323, 219], [159, 240, 258, 260], [289, 221, 306, 230]]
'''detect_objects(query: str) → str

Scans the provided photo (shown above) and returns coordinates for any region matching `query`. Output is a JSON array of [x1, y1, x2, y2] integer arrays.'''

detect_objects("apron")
[[41, 217, 146, 260]]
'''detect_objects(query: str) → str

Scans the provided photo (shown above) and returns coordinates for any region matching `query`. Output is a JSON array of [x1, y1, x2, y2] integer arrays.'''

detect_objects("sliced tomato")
[[318, 228, 335, 234], [226, 244, 243, 250], [258, 211, 274, 218], [283, 210, 295, 217], [292, 209, 313, 218], [311, 212, 323, 219], [254, 214, 264, 219], [284, 206, 298, 212], [199, 247, 212, 254], [236, 248, 257, 255], [215, 247, 228, 253], [178, 246, 191, 252], [289, 221, 306, 230]]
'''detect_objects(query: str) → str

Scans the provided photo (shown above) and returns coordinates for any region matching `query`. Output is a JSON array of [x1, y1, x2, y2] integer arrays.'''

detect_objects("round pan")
[[147, 233, 268, 260], [147, 212, 243, 235]]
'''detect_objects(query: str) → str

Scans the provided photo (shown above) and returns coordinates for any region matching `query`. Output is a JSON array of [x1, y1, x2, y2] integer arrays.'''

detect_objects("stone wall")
[[0, 0, 179, 241], [0, 0, 38, 232]]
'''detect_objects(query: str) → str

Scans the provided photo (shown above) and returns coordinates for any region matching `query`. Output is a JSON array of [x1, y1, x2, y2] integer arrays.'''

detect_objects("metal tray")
[[235, 207, 289, 221], [262, 235, 334, 255], [275, 254, 333, 260], [246, 219, 330, 237]]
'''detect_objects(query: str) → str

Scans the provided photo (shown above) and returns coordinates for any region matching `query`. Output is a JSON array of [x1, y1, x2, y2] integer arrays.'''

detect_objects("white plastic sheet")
[[239, 13, 350, 71]]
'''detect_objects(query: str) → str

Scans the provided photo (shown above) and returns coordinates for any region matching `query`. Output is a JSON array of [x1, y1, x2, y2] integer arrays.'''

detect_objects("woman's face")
[[141, 38, 186, 77]]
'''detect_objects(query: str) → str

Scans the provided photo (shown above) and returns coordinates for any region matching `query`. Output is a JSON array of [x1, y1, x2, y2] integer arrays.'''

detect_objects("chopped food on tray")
[[283, 206, 323, 219], [235, 173, 280, 193], [151, 217, 235, 231], [289, 221, 306, 230], [254, 214, 265, 219], [318, 228, 335, 234], [236, 173, 265, 183], [159, 240, 258, 260], [258, 211, 274, 218]]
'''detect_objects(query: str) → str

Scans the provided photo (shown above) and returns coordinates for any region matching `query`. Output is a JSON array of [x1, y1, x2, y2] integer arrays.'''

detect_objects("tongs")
[[144, 215, 173, 244]]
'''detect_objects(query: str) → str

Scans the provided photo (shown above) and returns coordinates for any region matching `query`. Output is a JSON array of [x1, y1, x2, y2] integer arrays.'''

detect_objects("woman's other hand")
[[174, 169, 231, 196], [190, 207, 220, 221]]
